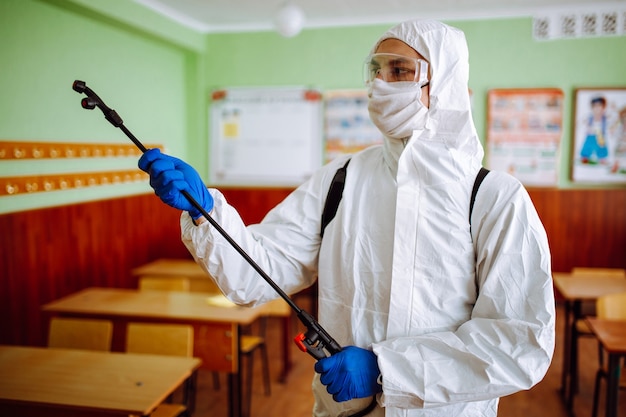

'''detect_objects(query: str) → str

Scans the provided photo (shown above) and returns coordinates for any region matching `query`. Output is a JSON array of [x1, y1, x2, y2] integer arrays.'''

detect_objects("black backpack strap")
[[320, 159, 351, 238], [469, 167, 490, 223], [320, 162, 487, 237]]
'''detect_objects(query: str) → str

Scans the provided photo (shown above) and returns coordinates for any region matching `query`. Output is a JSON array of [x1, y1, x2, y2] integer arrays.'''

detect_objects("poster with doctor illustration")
[[572, 87, 626, 184]]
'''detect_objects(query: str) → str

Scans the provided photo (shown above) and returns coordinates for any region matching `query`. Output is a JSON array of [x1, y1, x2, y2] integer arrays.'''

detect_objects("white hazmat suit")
[[182, 19, 555, 417]]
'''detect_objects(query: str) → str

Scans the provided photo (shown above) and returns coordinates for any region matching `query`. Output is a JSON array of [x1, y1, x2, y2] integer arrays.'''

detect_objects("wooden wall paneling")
[[220, 187, 626, 273], [527, 188, 626, 272], [1, 187, 625, 348], [527, 188, 567, 272], [0, 194, 190, 347], [219, 187, 293, 224]]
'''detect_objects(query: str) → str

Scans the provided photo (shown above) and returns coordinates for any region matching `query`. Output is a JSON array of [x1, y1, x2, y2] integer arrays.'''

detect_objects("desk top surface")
[[42, 287, 264, 325], [132, 258, 208, 279], [0, 345, 200, 415], [586, 318, 626, 353], [553, 272, 626, 300]]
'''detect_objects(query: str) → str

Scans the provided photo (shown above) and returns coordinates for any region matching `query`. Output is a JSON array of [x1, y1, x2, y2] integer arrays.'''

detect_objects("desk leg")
[[561, 300, 582, 412], [184, 370, 198, 415], [605, 354, 620, 417], [563, 300, 582, 414], [561, 300, 573, 399], [566, 301, 583, 412], [110, 320, 128, 352], [228, 325, 243, 417], [228, 372, 241, 417]]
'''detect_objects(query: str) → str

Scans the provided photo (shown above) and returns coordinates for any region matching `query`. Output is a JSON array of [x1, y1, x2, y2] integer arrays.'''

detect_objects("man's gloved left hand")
[[138, 148, 214, 220], [314, 345, 382, 402]]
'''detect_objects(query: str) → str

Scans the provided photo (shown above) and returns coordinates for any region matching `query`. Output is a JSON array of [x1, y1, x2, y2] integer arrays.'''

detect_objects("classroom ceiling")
[[133, 0, 612, 34]]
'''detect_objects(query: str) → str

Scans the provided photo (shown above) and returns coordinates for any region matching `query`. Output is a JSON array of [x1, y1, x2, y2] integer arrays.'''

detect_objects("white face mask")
[[367, 79, 428, 140]]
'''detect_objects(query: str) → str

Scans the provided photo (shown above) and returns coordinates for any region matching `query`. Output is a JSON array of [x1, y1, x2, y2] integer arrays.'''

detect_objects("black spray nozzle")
[[81, 96, 98, 110], [72, 80, 144, 149], [73, 80, 124, 128], [72, 80, 87, 94]]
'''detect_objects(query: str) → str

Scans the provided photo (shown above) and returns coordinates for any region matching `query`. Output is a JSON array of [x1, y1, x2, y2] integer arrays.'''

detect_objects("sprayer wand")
[[71, 79, 343, 360], [72, 80, 379, 416]]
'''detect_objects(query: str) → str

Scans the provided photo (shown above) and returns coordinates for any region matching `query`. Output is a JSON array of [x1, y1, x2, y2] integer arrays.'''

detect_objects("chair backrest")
[[125, 322, 194, 357], [47, 317, 113, 351], [596, 292, 626, 320], [571, 267, 626, 278], [138, 276, 191, 292]]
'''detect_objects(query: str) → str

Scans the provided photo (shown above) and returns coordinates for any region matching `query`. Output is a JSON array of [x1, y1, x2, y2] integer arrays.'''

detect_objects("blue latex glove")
[[314, 345, 382, 402], [138, 148, 213, 220]]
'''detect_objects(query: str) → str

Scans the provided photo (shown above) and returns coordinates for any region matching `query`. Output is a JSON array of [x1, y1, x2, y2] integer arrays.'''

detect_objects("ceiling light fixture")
[[274, 2, 305, 38]]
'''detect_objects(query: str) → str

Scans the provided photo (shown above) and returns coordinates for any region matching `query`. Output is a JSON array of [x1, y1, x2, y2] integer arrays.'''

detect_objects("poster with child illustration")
[[572, 87, 626, 184]]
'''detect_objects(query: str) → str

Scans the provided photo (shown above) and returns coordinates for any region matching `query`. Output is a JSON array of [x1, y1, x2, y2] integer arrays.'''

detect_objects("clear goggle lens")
[[363, 53, 429, 86]]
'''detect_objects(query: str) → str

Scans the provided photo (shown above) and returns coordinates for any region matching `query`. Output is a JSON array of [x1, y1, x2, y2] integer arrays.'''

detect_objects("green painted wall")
[[459, 18, 626, 186], [0, 0, 206, 214], [1, 0, 625, 214], [204, 18, 626, 189]]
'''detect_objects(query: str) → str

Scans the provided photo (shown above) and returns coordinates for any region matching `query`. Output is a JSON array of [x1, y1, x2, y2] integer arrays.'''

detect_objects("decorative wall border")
[[0, 170, 149, 196], [0, 141, 161, 159]]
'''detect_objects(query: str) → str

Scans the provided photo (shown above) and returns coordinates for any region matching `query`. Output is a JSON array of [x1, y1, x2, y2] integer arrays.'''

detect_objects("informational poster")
[[324, 90, 382, 163], [487, 88, 564, 187], [209, 87, 323, 186]]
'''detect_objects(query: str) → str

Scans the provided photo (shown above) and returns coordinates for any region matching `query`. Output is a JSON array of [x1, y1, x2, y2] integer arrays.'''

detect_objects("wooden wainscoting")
[[1, 187, 624, 347], [527, 188, 626, 272], [0, 193, 189, 346], [220, 186, 626, 273]]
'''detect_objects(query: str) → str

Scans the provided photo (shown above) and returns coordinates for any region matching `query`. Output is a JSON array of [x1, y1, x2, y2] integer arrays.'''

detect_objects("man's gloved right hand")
[[138, 148, 214, 220]]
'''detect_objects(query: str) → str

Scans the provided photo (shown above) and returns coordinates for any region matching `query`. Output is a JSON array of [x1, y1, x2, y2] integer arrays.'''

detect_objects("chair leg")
[[212, 371, 220, 390], [260, 344, 271, 396], [573, 329, 580, 395]]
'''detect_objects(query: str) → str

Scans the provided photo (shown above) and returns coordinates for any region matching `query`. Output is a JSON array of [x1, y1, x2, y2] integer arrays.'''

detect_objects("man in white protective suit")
[[139, 19, 556, 417]]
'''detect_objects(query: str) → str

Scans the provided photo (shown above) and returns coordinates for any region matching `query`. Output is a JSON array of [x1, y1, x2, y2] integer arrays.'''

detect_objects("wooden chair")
[[126, 322, 194, 356], [591, 291, 626, 417], [125, 323, 197, 417], [138, 276, 191, 291], [47, 317, 112, 351], [137, 271, 275, 407], [240, 298, 293, 416], [138, 276, 221, 391]]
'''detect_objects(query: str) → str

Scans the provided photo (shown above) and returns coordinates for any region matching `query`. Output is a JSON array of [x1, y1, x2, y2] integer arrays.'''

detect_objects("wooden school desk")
[[133, 258, 294, 382], [553, 272, 626, 412], [585, 318, 626, 417], [0, 345, 200, 417], [132, 258, 222, 293], [42, 287, 266, 417]]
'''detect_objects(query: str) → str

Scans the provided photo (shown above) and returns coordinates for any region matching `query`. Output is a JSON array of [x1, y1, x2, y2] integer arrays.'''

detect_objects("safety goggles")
[[363, 53, 429, 86]]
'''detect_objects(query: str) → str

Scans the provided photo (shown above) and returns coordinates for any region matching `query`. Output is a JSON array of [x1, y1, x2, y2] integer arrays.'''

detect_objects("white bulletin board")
[[209, 87, 323, 186]]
